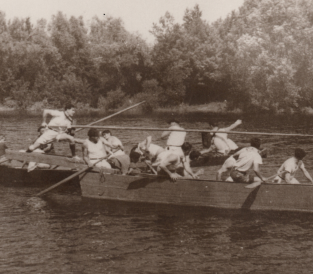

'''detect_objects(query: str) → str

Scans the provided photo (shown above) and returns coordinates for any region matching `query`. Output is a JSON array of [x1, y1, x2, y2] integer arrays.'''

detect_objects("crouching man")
[[230, 138, 266, 184], [152, 142, 203, 182], [273, 148, 313, 184]]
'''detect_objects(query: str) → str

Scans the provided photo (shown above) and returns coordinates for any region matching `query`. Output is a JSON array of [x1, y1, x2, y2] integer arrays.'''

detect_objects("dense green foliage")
[[0, 0, 313, 113]]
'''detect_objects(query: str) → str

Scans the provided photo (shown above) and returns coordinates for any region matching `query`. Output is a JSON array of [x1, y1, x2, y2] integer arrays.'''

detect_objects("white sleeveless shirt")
[[86, 139, 107, 159]]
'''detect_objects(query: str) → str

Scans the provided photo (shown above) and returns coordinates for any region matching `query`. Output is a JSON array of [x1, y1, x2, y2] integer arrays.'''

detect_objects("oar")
[[144, 160, 157, 175], [245, 172, 287, 189], [35, 158, 104, 197], [70, 125, 313, 137], [75, 101, 145, 133]]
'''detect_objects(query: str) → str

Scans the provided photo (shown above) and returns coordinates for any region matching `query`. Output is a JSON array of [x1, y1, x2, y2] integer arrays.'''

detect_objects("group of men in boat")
[[6, 104, 313, 185]]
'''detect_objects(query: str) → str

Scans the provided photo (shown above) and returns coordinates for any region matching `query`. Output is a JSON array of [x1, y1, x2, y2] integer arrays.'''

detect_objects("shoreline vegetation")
[[2, 101, 313, 118], [0, 0, 313, 115]]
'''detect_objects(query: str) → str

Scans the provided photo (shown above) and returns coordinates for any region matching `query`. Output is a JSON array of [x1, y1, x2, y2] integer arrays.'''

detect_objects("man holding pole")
[[27, 104, 78, 158], [82, 129, 112, 169]]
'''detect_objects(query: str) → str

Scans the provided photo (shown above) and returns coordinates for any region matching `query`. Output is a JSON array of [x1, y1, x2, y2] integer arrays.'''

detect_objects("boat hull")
[[80, 171, 313, 213], [0, 165, 79, 187]]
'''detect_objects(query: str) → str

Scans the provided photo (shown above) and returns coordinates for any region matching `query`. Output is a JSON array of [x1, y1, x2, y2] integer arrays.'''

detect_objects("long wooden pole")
[[68, 125, 313, 137], [35, 158, 105, 197], [75, 101, 145, 133]]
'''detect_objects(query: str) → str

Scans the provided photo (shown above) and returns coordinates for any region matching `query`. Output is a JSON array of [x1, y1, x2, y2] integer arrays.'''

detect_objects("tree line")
[[0, 0, 312, 113]]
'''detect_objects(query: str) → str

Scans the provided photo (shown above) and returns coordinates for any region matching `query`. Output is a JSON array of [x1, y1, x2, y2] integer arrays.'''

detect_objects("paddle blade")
[[245, 181, 262, 189]]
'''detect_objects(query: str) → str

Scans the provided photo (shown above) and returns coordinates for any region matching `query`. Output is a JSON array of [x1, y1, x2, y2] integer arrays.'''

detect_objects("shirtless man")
[[201, 119, 242, 156], [273, 148, 313, 184], [152, 142, 203, 181], [230, 138, 266, 184], [82, 128, 112, 169], [161, 119, 186, 157], [101, 130, 125, 157], [27, 104, 78, 158]]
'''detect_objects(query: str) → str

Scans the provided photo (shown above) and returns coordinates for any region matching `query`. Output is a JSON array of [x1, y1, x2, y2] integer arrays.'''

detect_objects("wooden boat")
[[4, 150, 313, 213], [80, 171, 313, 213], [0, 165, 78, 187]]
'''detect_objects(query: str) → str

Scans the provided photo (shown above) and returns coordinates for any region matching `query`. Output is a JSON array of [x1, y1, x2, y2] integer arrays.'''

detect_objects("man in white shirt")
[[161, 119, 186, 157], [230, 138, 266, 184], [273, 148, 313, 184], [217, 147, 267, 181], [82, 128, 112, 169], [201, 119, 242, 156], [27, 104, 78, 158]]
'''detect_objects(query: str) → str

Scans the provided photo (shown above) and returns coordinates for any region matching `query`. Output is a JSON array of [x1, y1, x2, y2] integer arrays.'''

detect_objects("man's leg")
[[56, 133, 77, 157]]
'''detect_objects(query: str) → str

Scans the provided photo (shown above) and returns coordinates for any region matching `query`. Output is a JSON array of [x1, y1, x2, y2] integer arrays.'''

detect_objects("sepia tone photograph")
[[1, 0, 313, 273]]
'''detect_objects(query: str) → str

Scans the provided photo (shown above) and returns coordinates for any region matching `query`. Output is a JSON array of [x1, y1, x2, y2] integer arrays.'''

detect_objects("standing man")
[[82, 128, 112, 169], [273, 148, 313, 184], [27, 104, 78, 158], [161, 119, 186, 157], [230, 138, 266, 184]]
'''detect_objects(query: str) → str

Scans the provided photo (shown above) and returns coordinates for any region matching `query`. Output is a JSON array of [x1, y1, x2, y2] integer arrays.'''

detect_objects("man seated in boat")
[[273, 148, 313, 184], [27, 104, 79, 159], [229, 138, 266, 184], [82, 128, 112, 169], [216, 147, 267, 181], [101, 130, 125, 157], [161, 119, 186, 157], [100, 130, 131, 175], [152, 142, 203, 181], [201, 119, 242, 156]]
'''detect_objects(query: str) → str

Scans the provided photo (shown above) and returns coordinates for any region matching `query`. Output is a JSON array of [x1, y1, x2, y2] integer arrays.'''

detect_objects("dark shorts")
[[230, 169, 254, 183]]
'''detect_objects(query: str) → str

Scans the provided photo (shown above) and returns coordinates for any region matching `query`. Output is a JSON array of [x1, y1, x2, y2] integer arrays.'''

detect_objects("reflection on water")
[[1, 113, 313, 273]]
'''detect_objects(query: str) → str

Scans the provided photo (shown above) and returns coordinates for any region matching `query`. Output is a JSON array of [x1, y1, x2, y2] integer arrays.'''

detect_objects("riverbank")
[[1, 101, 313, 117], [0, 101, 240, 117]]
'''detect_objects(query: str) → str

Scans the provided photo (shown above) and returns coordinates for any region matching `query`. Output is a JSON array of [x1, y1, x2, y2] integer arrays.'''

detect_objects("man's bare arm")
[[223, 120, 242, 132], [82, 141, 92, 167], [161, 131, 170, 139], [300, 165, 313, 183]]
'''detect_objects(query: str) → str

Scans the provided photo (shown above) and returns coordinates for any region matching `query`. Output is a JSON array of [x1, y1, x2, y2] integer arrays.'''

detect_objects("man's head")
[[88, 128, 99, 143], [64, 103, 75, 117], [181, 142, 193, 156], [37, 126, 46, 135], [168, 118, 180, 126], [0, 134, 5, 142], [189, 150, 201, 161], [250, 138, 261, 149], [130, 145, 142, 163], [208, 120, 219, 128], [295, 148, 306, 160], [102, 130, 112, 140]]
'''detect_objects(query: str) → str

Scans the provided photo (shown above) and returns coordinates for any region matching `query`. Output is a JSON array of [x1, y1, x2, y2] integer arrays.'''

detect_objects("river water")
[[1, 113, 313, 273]]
